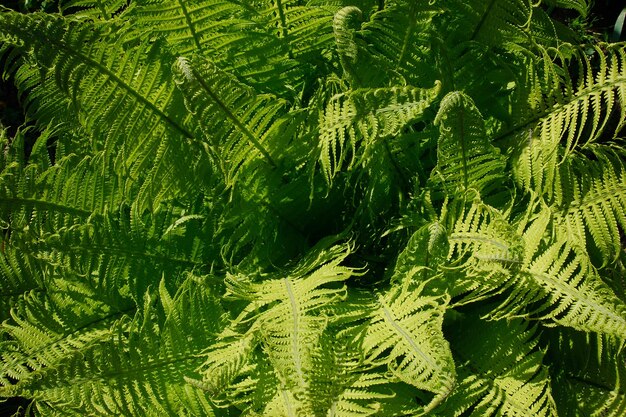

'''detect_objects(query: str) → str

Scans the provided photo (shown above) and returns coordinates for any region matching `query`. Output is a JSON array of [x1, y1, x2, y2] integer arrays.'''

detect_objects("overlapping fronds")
[[1, 277, 225, 416], [191, 244, 356, 414], [546, 329, 625, 417], [430, 92, 507, 198], [59, 0, 128, 18], [254, 0, 336, 58], [129, 0, 245, 55], [553, 149, 626, 265], [173, 56, 286, 186], [354, 282, 456, 409], [319, 83, 441, 182], [360, 1, 442, 86], [509, 44, 626, 198], [512, 208, 626, 338], [0, 8, 209, 210], [445, 0, 534, 47], [437, 314, 558, 417], [1, 0, 626, 416]]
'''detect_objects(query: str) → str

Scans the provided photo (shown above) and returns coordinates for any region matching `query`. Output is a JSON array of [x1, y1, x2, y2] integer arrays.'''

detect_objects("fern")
[[1, 0, 626, 416], [437, 313, 558, 417], [429, 92, 507, 198], [319, 82, 440, 183]]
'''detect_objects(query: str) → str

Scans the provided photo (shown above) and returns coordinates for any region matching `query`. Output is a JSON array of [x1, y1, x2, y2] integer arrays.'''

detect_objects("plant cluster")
[[0, 0, 625, 416]]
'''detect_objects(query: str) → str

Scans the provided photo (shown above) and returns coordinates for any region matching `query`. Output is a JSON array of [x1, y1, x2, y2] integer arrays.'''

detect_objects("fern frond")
[[254, 0, 335, 59], [0, 279, 132, 392], [430, 92, 507, 198], [309, 331, 420, 417], [442, 199, 524, 303], [553, 150, 626, 265], [0, 9, 210, 210], [174, 56, 287, 186], [360, 0, 442, 86], [195, 244, 355, 414], [356, 281, 456, 409], [129, 1, 313, 97], [1, 277, 225, 416], [445, 0, 533, 47], [509, 44, 626, 198], [0, 247, 41, 323], [501, 207, 626, 338], [227, 254, 352, 396], [319, 82, 441, 183], [546, 329, 625, 417], [543, 0, 588, 17], [59, 0, 128, 19], [436, 314, 558, 417], [129, 0, 245, 55]]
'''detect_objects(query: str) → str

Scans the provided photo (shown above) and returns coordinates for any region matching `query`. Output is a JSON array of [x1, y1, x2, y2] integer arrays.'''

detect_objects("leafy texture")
[[0, 1, 625, 416]]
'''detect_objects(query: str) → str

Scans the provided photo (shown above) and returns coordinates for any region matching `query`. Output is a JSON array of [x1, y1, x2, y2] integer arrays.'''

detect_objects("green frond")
[[319, 82, 441, 183], [545, 329, 625, 417], [442, 199, 524, 302], [194, 244, 355, 414], [436, 314, 558, 417], [254, 0, 335, 59], [333, 6, 362, 82], [59, 0, 128, 18], [390, 222, 449, 292], [173, 56, 285, 186], [554, 150, 626, 265], [0, 247, 41, 322], [509, 44, 626, 198], [543, 0, 588, 17], [0, 9, 209, 209], [504, 208, 626, 338], [2, 276, 226, 416], [129, 0, 246, 55], [430, 91, 507, 199], [445, 0, 534, 47], [0, 279, 132, 394], [309, 331, 420, 417], [360, 0, 442, 86], [129, 1, 317, 97], [356, 281, 456, 409]]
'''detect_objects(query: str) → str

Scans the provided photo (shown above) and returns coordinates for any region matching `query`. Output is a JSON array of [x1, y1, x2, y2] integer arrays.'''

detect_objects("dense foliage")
[[1, 0, 626, 416]]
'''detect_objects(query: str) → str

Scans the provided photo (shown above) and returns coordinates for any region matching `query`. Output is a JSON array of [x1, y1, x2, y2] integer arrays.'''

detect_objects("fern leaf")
[[59, 0, 128, 19], [129, 0, 244, 55], [436, 314, 558, 417], [319, 82, 441, 183], [442, 199, 525, 303], [446, 0, 533, 47], [194, 244, 355, 414], [430, 91, 507, 198], [0, 279, 132, 394], [553, 150, 626, 266], [543, 0, 588, 16], [0, 9, 211, 210], [174, 56, 288, 186], [509, 44, 626, 198], [546, 329, 626, 417], [358, 281, 456, 409], [2, 277, 225, 416], [360, 0, 442, 85], [255, 0, 335, 59], [499, 208, 626, 338]]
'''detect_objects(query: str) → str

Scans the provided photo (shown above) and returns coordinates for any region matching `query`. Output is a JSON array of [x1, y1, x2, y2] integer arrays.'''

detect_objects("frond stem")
[[189, 67, 277, 168], [176, 0, 203, 51]]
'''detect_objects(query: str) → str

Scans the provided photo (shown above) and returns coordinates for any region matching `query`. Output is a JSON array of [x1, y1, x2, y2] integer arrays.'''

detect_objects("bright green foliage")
[[0, 0, 625, 416]]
